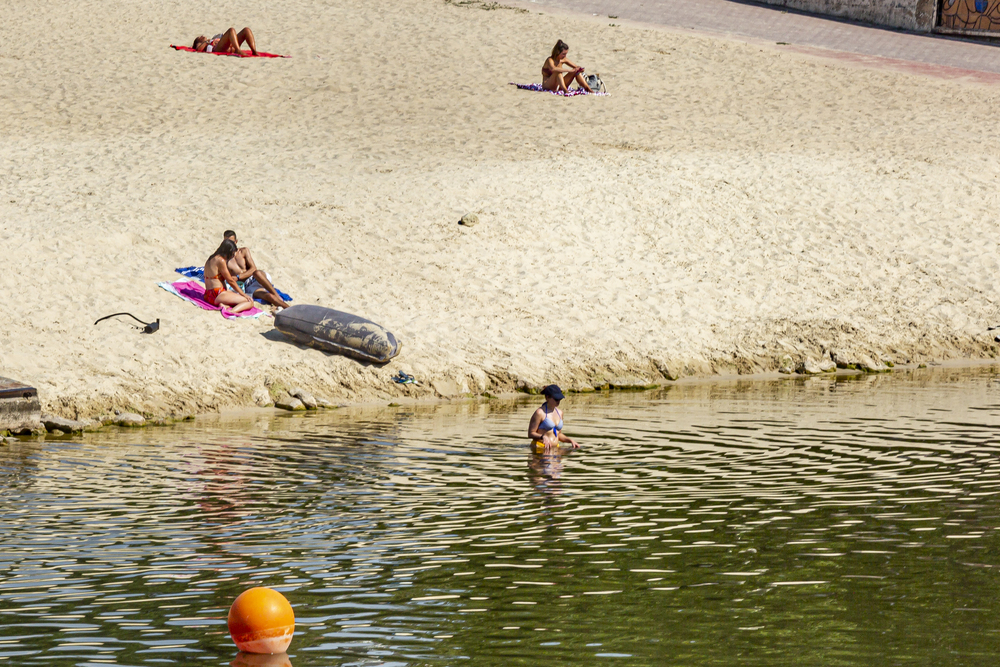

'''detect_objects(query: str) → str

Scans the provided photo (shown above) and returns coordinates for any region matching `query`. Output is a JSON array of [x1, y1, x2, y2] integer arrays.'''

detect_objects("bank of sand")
[[3, 0, 1000, 420]]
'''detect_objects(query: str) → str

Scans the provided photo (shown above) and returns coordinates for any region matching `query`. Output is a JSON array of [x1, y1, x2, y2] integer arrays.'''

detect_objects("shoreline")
[[10, 337, 1000, 431], [6, 357, 999, 439]]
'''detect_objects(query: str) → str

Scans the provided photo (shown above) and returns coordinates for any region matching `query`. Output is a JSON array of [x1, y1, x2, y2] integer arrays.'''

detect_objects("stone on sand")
[[290, 388, 318, 409], [116, 412, 146, 427], [795, 359, 835, 375], [83, 418, 106, 432], [41, 414, 85, 433], [778, 355, 794, 374], [858, 356, 888, 373], [252, 387, 273, 407], [275, 393, 306, 411]]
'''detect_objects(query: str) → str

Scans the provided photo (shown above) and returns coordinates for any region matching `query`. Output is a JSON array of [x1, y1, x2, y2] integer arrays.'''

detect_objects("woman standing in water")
[[528, 385, 581, 454]]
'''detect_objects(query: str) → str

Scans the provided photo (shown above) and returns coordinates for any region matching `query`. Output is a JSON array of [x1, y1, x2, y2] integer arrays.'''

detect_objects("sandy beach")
[[3, 0, 1000, 420]]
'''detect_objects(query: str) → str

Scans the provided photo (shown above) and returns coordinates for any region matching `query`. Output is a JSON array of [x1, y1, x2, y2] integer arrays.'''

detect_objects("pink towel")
[[170, 44, 289, 58], [159, 280, 264, 319]]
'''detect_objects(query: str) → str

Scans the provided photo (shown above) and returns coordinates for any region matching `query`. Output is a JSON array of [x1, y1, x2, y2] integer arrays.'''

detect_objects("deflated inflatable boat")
[[274, 305, 401, 363]]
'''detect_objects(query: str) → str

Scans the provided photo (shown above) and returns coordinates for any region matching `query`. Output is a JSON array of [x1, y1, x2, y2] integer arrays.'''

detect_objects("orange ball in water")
[[227, 587, 295, 654]]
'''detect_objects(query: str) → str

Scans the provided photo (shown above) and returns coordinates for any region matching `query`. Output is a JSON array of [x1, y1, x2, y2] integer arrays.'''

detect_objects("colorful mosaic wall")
[[939, 0, 1000, 31]]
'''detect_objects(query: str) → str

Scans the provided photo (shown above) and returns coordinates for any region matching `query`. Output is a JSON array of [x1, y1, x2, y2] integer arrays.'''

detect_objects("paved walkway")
[[513, 0, 1000, 81]]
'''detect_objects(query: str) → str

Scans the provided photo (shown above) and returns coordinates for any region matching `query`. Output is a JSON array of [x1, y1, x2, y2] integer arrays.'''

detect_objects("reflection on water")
[[527, 446, 575, 497], [4, 368, 1000, 665], [231, 652, 293, 667]]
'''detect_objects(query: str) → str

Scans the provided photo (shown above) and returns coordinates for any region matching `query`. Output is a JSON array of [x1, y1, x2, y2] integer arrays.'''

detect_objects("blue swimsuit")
[[538, 405, 564, 437]]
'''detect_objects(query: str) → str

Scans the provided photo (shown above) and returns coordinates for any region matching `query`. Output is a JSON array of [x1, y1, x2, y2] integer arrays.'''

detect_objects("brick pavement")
[[511, 0, 1000, 80]]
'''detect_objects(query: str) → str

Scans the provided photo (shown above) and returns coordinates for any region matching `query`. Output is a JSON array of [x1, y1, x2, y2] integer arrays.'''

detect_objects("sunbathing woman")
[[193, 27, 258, 57], [542, 39, 593, 94], [204, 239, 254, 314]]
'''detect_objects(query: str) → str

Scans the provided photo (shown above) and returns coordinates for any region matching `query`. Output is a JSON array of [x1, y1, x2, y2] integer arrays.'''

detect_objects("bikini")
[[532, 405, 564, 453], [204, 272, 225, 306]]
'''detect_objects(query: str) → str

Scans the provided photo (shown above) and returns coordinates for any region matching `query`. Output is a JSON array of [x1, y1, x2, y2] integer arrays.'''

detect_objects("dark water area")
[[4, 368, 1000, 666]]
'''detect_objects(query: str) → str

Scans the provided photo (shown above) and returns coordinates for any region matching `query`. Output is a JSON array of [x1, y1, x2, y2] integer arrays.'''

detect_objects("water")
[[4, 368, 1000, 666]]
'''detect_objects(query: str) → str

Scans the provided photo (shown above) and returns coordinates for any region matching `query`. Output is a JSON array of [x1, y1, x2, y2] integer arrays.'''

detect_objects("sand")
[[2, 0, 1000, 420]]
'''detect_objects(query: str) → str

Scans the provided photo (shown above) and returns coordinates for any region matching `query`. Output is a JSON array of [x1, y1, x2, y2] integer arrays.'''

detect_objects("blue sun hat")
[[541, 384, 565, 401]]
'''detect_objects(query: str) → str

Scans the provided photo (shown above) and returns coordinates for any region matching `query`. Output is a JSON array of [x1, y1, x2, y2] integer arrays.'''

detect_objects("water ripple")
[[4, 369, 1000, 664]]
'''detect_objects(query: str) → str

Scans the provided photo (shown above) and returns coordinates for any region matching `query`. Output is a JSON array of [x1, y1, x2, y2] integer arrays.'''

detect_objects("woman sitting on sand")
[[528, 385, 581, 454], [542, 39, 593, 94], [193, 27, 258, 56], [204, 239, 254, 314]]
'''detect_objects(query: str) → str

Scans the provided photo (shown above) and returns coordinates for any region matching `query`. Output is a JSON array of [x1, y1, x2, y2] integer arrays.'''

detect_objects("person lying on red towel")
[[193, 27, 258, 57]]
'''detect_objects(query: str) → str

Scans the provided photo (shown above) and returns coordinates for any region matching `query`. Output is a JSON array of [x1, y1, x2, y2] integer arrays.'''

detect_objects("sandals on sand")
[[392, 371, 418, 385]]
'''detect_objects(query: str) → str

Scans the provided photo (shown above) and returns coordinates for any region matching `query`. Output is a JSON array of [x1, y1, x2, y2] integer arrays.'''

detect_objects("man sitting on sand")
[[193, 27, 258, 57], [223, 230, 290, 309]]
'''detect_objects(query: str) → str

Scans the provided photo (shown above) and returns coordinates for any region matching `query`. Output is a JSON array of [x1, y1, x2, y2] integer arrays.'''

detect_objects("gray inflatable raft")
[[274, 305, 401, 364]]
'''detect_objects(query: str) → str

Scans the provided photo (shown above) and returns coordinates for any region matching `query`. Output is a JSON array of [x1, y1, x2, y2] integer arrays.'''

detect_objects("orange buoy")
[[227, 587, 295, 654]]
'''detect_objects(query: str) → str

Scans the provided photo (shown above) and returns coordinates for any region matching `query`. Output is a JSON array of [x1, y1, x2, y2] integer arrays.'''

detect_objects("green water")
[[4, 369, 1000, 665]]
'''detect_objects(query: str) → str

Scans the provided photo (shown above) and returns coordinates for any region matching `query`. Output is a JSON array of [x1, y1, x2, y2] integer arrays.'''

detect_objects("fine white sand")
[[3, 0, 1000, 419]]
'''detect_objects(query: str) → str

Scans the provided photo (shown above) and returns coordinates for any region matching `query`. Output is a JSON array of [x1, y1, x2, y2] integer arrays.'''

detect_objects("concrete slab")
[[0, 377, 37, 401], [0, 377, 41, 434]]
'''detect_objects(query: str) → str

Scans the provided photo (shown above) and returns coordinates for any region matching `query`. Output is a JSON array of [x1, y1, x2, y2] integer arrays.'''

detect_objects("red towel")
[[170, 45, 289, 58]]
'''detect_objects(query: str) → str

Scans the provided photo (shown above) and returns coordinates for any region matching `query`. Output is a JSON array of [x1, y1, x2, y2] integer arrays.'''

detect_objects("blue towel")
[[175, 266, 293, 303], [176, 266, 205, 281]]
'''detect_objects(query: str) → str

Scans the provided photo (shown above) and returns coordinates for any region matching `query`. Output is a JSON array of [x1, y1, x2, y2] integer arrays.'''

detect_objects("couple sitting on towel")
[[204, 231, 290, 314]]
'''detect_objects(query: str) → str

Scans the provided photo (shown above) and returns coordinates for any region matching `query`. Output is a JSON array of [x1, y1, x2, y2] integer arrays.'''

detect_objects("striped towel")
[[509, 83, 607, 96]]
